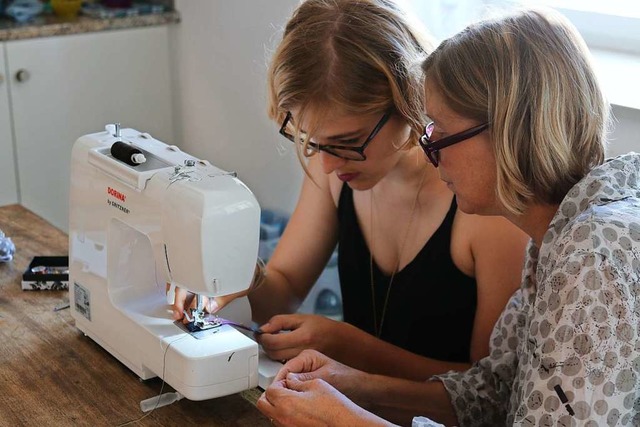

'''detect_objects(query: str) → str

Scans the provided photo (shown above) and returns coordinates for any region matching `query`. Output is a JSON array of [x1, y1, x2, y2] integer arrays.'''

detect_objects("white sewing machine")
[[69, 125, 276, 402]]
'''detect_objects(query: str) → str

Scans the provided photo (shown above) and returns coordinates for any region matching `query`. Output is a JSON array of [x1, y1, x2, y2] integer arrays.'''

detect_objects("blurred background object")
[[258, 209, 342, 320], [51, 0, 82, 19], [102, 0, 133, 8], [5, 0, 43, 22]]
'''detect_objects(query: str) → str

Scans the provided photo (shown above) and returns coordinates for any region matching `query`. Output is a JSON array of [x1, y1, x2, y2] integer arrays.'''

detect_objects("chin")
[[454, 196, 494, 216], [346, 180, 368, 192]]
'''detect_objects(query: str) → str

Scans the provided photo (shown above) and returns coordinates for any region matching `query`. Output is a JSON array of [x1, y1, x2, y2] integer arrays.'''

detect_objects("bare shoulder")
[[456, 211, 527, 247], [451, 210, 527, 278]]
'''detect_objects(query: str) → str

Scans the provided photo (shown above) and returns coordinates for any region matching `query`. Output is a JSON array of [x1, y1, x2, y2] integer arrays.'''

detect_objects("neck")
[[378, 146, 440, 190], [505, 203, 560, 248]]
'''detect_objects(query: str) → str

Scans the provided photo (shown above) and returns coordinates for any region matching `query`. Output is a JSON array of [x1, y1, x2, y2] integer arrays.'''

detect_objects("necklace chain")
[[369, 170, 427, 338]]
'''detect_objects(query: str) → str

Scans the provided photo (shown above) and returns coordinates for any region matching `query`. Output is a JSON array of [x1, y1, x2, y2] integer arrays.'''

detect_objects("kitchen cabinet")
[[0, 44, 19, 207], [0, 25, 174, 232]]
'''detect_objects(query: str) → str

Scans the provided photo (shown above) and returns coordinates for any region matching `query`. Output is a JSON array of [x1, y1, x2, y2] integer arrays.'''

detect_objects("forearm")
[[355, 373, 458, 426], [248, 268, 303, 324], [331, 322, 470, 380]]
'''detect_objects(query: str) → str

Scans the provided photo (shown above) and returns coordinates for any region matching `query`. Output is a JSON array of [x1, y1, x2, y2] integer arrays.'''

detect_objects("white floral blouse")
[[434, 153, 640, 426]]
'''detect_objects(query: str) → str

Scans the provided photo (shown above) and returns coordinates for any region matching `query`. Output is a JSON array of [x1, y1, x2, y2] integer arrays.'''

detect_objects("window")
[[403, 0, 640, 109], [403, 0, 640, 54]]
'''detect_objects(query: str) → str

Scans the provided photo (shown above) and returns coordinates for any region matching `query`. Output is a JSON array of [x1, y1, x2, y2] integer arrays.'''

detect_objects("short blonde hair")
[[422, 8, 609, 214], [267, 0, 433, 157]]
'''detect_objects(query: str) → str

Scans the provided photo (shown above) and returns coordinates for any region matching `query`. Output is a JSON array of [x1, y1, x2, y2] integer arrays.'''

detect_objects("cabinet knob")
[[15, 69, 30, 83]]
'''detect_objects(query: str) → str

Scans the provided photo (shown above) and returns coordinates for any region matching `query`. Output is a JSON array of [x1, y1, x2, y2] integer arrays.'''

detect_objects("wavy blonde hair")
[[422, 8, 609, 215], [267, 0, 434, 161]]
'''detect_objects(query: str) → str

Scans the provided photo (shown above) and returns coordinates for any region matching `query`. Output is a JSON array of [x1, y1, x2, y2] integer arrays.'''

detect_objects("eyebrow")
[[291, 115, 364, 141], [326, 130, 363, 141]]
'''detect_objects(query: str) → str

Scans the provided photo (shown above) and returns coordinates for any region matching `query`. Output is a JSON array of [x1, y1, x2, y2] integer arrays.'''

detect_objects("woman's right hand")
[[257, 313, 343, 361]]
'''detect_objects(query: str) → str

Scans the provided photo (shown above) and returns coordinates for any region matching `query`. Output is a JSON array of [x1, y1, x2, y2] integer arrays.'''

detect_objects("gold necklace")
[[369, 169, 427, 338]]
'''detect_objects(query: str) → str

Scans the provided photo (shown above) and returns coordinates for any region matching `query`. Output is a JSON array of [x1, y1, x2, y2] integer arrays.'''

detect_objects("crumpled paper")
[[0, 229, 16, 262]]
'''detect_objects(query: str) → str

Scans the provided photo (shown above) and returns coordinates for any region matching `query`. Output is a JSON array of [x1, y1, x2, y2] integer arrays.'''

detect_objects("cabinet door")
[[0, 43, 19, 207], [7, 26, 174, 231]]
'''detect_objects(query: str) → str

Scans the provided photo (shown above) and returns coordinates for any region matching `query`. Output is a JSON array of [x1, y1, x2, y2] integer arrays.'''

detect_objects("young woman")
[[256, 7, 640, 427], [174, 0, 527, 381]]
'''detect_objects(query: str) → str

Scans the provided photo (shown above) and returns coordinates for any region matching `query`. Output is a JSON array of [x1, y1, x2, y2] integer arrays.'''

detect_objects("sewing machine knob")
[[185, 159, 196, 167], [15, 69, 30, 83]]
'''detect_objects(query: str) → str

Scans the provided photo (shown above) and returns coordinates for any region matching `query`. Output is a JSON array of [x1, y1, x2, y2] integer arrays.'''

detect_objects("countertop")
[[0, 10, 179, 41], [0, 204, 270, 426]]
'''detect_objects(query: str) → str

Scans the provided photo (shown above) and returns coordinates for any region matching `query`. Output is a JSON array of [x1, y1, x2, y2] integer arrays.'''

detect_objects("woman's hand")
[[273, 349, 366, 404], [257, 314, 342, 361], [257, 371, 391, 427]]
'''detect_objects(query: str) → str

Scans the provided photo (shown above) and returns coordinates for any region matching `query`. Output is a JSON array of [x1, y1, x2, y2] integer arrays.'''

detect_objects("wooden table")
[[0, 205, 270, 426]]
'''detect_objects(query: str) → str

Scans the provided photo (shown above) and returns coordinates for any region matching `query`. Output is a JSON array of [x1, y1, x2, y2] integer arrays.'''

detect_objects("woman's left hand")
[[257, 313, 341, 361], [257, 374, 391, 427]]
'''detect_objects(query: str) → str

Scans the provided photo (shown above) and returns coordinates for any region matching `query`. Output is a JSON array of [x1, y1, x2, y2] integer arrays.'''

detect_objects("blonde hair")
[[422, 8, 609, 215], [267, 0, 433, 161]]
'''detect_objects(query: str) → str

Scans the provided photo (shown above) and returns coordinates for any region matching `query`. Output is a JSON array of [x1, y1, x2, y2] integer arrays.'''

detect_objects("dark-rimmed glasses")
[[279, 110, 392, 161], [418, 121, 489, 167]]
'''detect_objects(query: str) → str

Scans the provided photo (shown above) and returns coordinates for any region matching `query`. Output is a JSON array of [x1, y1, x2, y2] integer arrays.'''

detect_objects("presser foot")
[[174, 318, 222, 340], [183, 309, 223, 332]]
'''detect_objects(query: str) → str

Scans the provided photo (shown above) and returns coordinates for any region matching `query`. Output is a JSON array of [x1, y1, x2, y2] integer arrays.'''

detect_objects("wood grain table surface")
[[0, 204, 270, 427]]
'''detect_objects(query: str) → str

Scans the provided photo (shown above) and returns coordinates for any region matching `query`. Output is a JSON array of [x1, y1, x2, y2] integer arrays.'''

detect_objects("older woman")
[[257, 7, 640, 427]]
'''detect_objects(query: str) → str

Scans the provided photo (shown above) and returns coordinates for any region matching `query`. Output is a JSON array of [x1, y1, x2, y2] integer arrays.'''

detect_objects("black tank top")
[[337, 184, 477, 363]]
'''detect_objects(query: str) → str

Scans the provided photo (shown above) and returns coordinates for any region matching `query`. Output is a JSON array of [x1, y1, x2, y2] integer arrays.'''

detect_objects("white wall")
[[609, 106, 640, 157], [170, 0, 303, 214], [169, 1, 639, 217]]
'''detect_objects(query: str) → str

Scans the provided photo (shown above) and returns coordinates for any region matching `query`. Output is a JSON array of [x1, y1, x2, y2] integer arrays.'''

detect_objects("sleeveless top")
[[337, 184, 477, 363]]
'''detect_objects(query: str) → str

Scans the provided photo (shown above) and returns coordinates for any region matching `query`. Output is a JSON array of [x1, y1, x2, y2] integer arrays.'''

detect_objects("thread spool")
[[111, 141, 146, 166]]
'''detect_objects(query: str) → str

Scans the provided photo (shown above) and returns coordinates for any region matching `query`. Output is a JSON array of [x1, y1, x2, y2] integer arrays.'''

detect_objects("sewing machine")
[[69, 125, 272, 401]]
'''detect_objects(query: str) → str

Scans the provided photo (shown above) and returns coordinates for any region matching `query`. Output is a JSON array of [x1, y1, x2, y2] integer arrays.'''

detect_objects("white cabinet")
[[0, 44, 19, 206], [0, 25, 175, 231]]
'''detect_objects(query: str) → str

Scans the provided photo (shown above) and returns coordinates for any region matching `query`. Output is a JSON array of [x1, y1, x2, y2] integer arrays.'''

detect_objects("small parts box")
[[22, 256, 69, 291]]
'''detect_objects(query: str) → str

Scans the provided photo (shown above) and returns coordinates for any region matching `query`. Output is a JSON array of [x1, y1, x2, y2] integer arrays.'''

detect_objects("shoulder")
[[456, 210, 528, 249], [558, 198, 640, 257]]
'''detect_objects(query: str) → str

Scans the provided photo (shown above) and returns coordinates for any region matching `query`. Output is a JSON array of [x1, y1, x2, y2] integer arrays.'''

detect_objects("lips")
[[337, 173, 359, 182]]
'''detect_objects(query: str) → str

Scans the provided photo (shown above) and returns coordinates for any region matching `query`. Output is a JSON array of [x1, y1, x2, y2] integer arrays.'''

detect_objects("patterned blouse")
[[433, 153, 640, 426]]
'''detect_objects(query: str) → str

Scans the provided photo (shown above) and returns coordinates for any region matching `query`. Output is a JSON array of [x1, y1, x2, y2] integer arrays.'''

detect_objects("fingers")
[[273, 349, 325, 382], [257, 389, 276, 420], [284, 373, 315, 392], [257, 379, 294, 423], [259, 314, 304, 334], [171, 287, 193, 320]]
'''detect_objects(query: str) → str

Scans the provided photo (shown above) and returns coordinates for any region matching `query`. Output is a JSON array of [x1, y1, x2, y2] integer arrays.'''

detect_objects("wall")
[[169, 2, 639, 217], [609, 106, 640, 157], [170, 0, 303, 215]]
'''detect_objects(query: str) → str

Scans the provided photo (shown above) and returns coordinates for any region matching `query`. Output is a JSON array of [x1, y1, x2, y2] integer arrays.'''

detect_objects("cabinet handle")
[[15, 69, 30, 83]]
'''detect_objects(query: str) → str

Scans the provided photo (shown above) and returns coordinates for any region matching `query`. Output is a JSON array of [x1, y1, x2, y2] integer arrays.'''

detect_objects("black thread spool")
[[110, 141, 146, 166]]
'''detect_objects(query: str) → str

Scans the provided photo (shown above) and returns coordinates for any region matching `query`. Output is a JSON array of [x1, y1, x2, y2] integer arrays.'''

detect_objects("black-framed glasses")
[[279, 110, 392, 161], [418, 121, 489, 167]]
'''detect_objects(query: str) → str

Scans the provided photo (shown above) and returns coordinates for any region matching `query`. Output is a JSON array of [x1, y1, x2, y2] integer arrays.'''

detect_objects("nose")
[[319, 151, 347, 174]]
